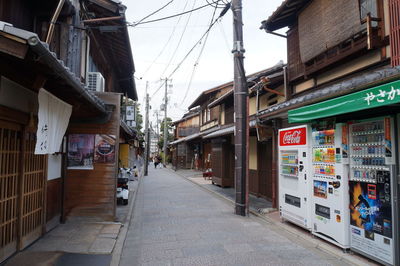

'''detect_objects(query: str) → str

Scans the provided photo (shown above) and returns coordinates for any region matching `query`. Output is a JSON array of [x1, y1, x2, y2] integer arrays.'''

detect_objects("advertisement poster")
[[349, 171, 393, 264], [313, 180, 327, 199], [341, 123, 349, 159], [67, 134, 95, 169], [95, 135, 116, 163]]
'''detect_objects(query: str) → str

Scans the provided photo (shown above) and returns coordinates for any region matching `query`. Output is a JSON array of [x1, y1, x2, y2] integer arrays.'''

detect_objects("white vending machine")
[[310, 122, 350, 249], [348, 117, 396, 265], [278, 125, 311, 230]]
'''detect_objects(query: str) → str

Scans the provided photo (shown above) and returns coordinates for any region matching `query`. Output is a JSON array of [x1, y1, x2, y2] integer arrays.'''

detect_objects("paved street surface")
[[119, 168, 350, 266]]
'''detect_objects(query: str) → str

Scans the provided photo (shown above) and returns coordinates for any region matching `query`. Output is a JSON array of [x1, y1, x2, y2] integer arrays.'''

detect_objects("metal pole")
[[232, 0, 248, 216], [144, 81, 149, 176], [163, 78, 168, 166]]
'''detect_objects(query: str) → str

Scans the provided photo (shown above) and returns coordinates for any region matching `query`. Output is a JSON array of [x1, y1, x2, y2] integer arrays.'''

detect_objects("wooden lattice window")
[[389, 0, 400, 66]]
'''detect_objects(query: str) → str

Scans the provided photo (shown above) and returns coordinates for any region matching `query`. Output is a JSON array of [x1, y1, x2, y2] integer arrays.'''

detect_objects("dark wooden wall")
[[258, 140, 273, 200], [0, 0, 34, 31], [249, 170, 259, 195], [46, 178, 61, 223], [65, 93, 121, 221], [211, 137, 234, 188]]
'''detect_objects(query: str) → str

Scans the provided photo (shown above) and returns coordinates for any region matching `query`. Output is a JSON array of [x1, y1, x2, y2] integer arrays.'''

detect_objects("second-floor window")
[[202, 109, 211, 124]]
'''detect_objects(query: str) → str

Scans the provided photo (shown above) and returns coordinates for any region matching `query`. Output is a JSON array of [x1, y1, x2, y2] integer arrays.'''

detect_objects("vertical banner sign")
[[67, 134, 95, 169], [95, 135, 116, 163]]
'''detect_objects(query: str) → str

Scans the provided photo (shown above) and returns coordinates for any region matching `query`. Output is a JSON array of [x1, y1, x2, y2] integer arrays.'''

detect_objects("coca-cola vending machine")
[[278, 125, 312, 230]]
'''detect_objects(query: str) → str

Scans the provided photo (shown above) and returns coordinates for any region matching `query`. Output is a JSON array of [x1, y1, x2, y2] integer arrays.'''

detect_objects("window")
[[202, 108, 211, 124]]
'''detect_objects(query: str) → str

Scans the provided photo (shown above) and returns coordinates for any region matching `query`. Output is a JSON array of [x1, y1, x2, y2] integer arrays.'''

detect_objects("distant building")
[[149, 127, 159, 156]]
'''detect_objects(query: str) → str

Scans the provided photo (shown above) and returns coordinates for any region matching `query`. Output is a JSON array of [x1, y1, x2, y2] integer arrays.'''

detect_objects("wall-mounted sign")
[[95, 134, 116, 163], [67, 134, 95, 170], [279, 127, 307, 146], [126, 105, 135, 121]]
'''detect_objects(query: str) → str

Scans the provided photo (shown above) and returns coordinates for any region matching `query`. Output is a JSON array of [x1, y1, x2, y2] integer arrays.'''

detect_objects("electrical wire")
[[159, 0, 197, 78], [206, 0, 229, 8], [217, 20, 231, 54], [180, 5, 218, 105], [150, 2, 231, 98], [133, 0, 174, 26], [141, 0, 190, 78], [129, 0, 223, 27]]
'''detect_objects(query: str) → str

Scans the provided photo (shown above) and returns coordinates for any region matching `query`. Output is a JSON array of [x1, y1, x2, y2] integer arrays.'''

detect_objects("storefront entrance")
[[0, 120, 46, 263]]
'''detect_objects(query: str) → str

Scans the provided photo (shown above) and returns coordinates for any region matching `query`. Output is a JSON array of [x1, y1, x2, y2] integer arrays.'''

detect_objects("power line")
[[180, 5, 218, 105], [134, 0, 174, 26], [150, 2, 230, 98], [129, 1, 223, 27], [141, 0, 190, 78], [159, 0, 198, 78]]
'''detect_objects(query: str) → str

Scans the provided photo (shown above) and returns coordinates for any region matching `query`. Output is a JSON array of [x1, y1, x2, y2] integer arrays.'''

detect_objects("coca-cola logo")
[[279, 127, 306, 146], [283, 131, 302, 144]]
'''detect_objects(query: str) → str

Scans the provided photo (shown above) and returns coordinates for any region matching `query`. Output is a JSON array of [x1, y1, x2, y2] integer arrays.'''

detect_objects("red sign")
[[279, 127, 307, 146]]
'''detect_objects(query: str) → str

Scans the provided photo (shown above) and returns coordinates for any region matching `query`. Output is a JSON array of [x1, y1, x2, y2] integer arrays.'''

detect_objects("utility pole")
[[144, 81, 150, 176], [161, 78, 171, 166], [232, 0, 248, 216], [155, 110, 160, 150]]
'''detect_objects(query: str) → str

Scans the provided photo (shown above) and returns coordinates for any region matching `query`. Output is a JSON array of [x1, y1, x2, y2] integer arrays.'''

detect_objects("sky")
[[124, 0, 287, 127]]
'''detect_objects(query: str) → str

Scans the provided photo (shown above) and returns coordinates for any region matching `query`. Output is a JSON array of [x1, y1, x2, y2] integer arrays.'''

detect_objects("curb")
[[110, 168, 144, 266], [172, 169, 374, 266]]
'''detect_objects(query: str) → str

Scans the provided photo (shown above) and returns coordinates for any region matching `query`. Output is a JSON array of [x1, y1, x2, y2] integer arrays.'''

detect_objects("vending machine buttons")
[[367, 184, 377, 200]]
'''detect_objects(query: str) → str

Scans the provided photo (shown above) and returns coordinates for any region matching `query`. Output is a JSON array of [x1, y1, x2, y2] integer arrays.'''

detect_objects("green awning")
[[288, 79, 400, 123]]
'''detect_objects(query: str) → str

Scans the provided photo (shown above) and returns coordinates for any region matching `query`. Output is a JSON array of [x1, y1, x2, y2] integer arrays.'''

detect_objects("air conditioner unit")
[[87, 72, 105, 92]]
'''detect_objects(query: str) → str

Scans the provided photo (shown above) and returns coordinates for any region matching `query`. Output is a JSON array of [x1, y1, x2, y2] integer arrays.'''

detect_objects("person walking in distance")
[[154, 155, 160, 169]]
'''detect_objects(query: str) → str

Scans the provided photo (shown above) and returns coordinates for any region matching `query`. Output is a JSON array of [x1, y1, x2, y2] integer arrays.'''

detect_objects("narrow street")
[[119, 167, 349, 266]]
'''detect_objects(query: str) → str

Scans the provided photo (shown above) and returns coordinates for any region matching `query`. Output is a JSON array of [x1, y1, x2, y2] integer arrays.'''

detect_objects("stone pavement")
[[119, 167, 351, 266], [175, 169, 274, 213], [4, 179, 139, 266]]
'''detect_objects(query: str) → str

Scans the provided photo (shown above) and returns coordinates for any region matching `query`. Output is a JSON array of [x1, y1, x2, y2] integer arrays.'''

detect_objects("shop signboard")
[[95, 135, 116, 163], [289, 80, 400, 123], [279, 127, 307, 146]]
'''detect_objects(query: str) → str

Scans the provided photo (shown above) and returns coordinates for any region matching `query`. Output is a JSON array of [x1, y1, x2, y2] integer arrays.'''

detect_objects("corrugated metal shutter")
[[389, 0, 400, 66]]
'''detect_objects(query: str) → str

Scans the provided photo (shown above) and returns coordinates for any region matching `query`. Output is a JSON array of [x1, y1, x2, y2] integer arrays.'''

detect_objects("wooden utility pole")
[[144, 81, 150, 176], [161, 78, 171, 166], [155, 110, 160, 152], [232, 0, 248, 216]]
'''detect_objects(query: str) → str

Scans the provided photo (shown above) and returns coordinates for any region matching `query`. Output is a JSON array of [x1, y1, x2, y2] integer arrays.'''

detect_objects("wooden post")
[[41, 155, 48, 234], [271, 119, 281, 209], [17, 128, 26, 250]]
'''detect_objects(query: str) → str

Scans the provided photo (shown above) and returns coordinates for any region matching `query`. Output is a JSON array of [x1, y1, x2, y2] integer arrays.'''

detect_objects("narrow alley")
[[118, 167, 349, 266]]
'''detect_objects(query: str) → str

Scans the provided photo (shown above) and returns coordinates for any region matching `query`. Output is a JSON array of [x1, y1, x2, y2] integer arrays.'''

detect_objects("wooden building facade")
[[0, 0, 137, 262], [260, 0, 400, 264]]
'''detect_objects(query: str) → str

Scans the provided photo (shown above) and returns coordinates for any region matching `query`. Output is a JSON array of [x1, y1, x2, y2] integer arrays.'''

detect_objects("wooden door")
[[0, 121, 21, 262], [258, 140, 273, 200], [20, 132, 46, 249], [0, 121, 46, 262]]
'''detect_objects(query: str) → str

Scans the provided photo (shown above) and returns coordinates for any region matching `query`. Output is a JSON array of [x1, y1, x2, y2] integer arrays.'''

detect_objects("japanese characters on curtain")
[[35, 88, 72, 154]]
